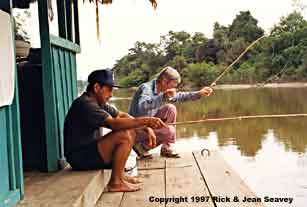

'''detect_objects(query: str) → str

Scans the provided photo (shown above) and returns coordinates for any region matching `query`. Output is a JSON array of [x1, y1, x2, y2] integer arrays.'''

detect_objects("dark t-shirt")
[[64, 92, 118, 155]]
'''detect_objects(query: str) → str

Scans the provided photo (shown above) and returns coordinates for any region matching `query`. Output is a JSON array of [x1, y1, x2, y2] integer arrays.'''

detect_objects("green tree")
[[161, 31, 192, 61], [114, 41, 166, 86], [269, 12, 307, 77], [114, 10, 307, 87], [229, 11, 264, 42]]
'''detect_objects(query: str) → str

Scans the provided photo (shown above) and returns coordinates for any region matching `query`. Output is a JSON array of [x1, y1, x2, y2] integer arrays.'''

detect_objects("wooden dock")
[[96, 151, 264, 207], [17, 150, 263, 207]]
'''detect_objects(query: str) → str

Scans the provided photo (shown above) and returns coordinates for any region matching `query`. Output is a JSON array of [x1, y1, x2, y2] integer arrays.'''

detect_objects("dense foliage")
[[113, 11, 307, 88]]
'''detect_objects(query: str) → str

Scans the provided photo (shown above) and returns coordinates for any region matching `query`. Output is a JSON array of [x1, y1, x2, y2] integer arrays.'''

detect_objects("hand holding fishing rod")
[[164, 85, 214, 101], [199, 86, 214, 97]]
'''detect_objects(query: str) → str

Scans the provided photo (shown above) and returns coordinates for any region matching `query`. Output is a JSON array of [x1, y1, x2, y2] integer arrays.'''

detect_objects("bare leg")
[[97, 129, 140, 192]]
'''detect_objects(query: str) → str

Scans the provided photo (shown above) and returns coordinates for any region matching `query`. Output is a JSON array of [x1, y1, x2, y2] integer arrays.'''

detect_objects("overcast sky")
[[74, 0, 306, 80]]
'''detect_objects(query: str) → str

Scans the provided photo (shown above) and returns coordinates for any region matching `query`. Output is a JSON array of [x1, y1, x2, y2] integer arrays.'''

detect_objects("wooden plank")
[[166, 153, 214, 207], [18, 169, 104, 207], [138, 153, 166, 170], [52, 48, 65, 160], [0, 190, 21, 207], [5, 107, 17, 190], [121, 170, 165, 207], [64, 51, 72, 111], [50, 35, 81, 53], [58, 49, 68, 114], [11, 75, 24, 195], [96, 170, 123, 207], [66, 52, 76, 106], [165, 152, 193, 168], [96, 191, 123, 207], [80, 171, 105, 207], [69, 52, 78, 98], [60, 49, 68, 113], [0, 109, 10, 194], [22, 172, 58, 197], [194, 151, 264, 207], [138, 153, 193, 170], [66, 51, 73, 106]]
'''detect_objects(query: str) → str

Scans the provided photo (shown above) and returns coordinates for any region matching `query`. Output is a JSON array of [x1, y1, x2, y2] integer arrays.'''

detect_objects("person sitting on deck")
[[64, 69, 166, 192], [129, 66, 213, 158]]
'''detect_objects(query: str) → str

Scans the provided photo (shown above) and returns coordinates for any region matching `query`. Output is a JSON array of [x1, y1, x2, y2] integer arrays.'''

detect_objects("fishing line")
[[258, 59, 291, 87]]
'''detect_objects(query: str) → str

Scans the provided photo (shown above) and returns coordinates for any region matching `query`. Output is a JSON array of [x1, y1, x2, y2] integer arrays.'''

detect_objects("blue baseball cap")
[[88, 69, 123, 88]]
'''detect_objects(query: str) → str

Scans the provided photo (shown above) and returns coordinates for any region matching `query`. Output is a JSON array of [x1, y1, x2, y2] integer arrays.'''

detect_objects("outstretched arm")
[[168, 87, 213, 103], [104, 115, 167, 131]]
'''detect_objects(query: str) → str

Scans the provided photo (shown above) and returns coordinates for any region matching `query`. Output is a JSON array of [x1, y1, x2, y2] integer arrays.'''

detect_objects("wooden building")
[[0, 0, 80, 205]]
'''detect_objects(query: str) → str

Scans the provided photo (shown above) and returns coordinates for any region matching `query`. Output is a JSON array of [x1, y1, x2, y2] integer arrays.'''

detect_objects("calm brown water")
[[112, 87, 307, 207]]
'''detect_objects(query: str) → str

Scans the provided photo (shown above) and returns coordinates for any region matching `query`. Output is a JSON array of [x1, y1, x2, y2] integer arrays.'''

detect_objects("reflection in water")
[[113, 87, 307, 207], [114, 88, 307, 155]]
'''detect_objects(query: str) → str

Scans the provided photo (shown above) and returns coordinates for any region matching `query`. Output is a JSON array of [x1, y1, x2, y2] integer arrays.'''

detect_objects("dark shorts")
[[66, 141, 112, 170]]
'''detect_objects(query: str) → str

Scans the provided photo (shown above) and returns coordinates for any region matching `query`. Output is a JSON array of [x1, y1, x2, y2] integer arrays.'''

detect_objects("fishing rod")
[[210, 35, 266, 87], [208, 34, 292, 88], [168, 113, 307, 126], [257, 59, 291, 87]]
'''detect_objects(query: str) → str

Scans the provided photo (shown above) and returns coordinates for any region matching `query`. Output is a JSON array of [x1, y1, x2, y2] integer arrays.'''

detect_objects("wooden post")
[[65, 0, 73, 41], [73, 0, 80, 45], [57, 0, 68, 38], [38, 0, 60, 172]]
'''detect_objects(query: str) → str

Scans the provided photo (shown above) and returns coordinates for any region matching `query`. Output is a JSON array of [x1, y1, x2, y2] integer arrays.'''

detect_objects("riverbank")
[[113, 82, 307, 95]]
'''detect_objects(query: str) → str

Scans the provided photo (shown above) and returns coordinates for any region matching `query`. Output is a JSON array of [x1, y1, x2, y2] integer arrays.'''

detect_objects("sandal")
[[137, 152, 153, 160], [133, 143, 153, 160], [160, 149, 181, 158]]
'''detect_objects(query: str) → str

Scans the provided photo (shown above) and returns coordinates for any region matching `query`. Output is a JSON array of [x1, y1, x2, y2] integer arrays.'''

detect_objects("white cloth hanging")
[[0, 10, 15, 107]]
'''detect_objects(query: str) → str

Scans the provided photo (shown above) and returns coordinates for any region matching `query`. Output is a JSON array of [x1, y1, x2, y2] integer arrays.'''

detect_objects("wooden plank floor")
[[96, 151, 263, 207], [19, 169, 104, 207], [194, 151, 264, 207]]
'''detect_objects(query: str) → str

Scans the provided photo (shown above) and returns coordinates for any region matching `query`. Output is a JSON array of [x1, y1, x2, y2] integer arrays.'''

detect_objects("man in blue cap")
[[64, 69, 166, 192]]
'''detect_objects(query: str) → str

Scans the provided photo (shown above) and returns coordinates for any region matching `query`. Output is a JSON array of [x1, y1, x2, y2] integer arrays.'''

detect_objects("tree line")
[[113, 10, 307, 88]]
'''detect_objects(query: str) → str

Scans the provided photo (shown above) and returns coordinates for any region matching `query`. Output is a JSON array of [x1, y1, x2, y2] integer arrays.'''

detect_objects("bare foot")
[[123, 180, 141, 188], [106, 181, 141, 192], [124, 175, 142, 184]]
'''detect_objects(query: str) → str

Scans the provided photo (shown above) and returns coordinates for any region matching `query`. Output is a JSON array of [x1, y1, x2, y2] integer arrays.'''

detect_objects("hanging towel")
[[0, 10, 15, 107]]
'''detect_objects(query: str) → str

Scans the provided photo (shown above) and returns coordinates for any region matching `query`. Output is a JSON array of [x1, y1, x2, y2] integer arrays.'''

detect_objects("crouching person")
[[64, 69, 166, 192]]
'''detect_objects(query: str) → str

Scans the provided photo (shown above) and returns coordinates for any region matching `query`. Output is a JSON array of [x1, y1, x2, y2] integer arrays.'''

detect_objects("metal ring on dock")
[[201, 148, 210, 157]]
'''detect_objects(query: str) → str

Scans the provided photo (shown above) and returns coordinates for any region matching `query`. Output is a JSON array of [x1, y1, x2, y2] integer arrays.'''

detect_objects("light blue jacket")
[[129, 79, 201, 117]]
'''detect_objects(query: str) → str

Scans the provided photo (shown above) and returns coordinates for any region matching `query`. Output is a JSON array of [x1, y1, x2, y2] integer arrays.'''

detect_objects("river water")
[[112, 87, 307, 207]]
